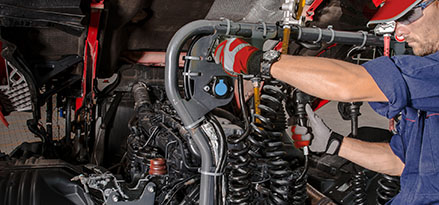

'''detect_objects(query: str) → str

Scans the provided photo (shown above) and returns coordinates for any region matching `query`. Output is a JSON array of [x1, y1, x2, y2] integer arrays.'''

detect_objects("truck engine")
[[0, 0, 406, 204]]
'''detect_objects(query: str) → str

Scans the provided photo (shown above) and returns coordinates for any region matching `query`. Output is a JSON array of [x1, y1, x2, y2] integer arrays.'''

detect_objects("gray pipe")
[[288, 26, 384, 47], [165, 20, 219, 205], [165, 20, 217, 126]]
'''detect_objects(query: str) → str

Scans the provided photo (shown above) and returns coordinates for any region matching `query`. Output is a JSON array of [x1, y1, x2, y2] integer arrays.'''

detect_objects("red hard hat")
[[367, 0, 423, 26]]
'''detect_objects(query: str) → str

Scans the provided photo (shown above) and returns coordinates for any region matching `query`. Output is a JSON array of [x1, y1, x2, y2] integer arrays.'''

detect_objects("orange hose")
[[296, 0, 306, 20], [282, 28, 291, 54]]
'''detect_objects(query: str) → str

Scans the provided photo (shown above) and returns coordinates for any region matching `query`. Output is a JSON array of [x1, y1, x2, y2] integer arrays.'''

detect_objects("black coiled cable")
[[353, 170, 368, 205], [292, 171, 307, 205], [227, 76, 252, 204], [227, 136, 252, 204], [252, 81, 292, 205], [376, 174, 400, 205], [291, 90, 310, 205]]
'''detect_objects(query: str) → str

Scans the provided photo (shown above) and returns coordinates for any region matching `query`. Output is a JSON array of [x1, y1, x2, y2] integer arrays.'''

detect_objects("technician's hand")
[[306, 104, 344, 155], [291, 125, 311, 148], [292, 104, 344, 155], [213, 38, 262, 76]]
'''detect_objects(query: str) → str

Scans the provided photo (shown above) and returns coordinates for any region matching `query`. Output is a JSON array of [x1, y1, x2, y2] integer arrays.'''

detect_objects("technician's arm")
[[338, 137, 405, 176], [271, 55, 388, 102]]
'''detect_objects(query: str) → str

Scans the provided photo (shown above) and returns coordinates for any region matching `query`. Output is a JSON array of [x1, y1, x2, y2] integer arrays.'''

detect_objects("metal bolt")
[[203, 86, 210, 92], [112, 195, 119, 202], [147, 185, 155, 193]]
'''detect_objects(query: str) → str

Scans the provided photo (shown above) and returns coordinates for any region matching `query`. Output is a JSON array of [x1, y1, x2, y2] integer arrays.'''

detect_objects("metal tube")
[[165, 20, 216, 126], [190, 127, 215, 205], [165, 20, 219, 205], [288, 26, 384, 47], [282, 28, 291, 54]]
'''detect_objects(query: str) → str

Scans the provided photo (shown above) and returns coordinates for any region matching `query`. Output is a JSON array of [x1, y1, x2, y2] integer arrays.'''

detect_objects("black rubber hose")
[[228, 75, 251, 144], [206, 113, 228, 205]]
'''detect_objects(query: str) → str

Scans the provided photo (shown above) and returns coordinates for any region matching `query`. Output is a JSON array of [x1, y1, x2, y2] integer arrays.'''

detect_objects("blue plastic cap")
[[215, 79, 228, 96]]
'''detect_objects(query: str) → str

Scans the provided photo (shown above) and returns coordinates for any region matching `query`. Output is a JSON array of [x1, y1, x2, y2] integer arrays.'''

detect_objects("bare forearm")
[[338, 137, 404, 176], [271, 55, 387, 102]]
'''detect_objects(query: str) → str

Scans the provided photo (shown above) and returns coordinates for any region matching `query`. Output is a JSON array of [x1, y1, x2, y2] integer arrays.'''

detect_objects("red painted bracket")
[[76, 0, 104, 111], [306, 0, 325, 20]]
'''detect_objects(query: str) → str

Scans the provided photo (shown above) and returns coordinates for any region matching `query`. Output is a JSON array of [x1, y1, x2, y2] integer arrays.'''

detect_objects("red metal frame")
[[75, 0, 104, 111]]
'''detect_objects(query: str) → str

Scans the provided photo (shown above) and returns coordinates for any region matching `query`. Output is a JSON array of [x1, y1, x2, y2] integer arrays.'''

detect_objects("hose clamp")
[[259, 20, 267, 38], [313, 26, 323, 44], [199, 168, 223, 176], [297, 26, 303, 40], [185, 116, 205, 130], [220, 18, 232, 35], [327, 25, 335, 44]]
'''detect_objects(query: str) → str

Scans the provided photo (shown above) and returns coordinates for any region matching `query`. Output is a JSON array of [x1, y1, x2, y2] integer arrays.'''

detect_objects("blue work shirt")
[[362, 51, 439, 204]]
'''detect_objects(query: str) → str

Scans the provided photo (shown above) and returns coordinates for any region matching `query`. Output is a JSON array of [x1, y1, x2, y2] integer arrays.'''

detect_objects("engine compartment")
[[0, 0, 406, 204]]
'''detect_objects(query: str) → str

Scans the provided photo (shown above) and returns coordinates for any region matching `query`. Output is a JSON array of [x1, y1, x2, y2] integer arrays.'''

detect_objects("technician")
[[214, 0, 439, 203]]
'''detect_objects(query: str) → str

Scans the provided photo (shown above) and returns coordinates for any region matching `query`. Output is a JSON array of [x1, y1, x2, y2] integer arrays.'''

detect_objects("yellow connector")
[[296, 0, 306, 20], [281, 28, 291, 55]]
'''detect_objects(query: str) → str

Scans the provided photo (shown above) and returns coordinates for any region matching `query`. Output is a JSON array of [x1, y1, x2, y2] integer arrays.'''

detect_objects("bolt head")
[[203, 86, 210, 92], [112, 195, 118, 202], [147, 185, 155, 193]]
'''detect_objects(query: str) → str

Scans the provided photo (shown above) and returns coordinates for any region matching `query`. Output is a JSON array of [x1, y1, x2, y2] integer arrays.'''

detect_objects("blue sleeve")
[[392, 53, 439, 112], [363, 52, 439, 116], [362, 56, 409, 119], [389, 133, 405, 163]]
